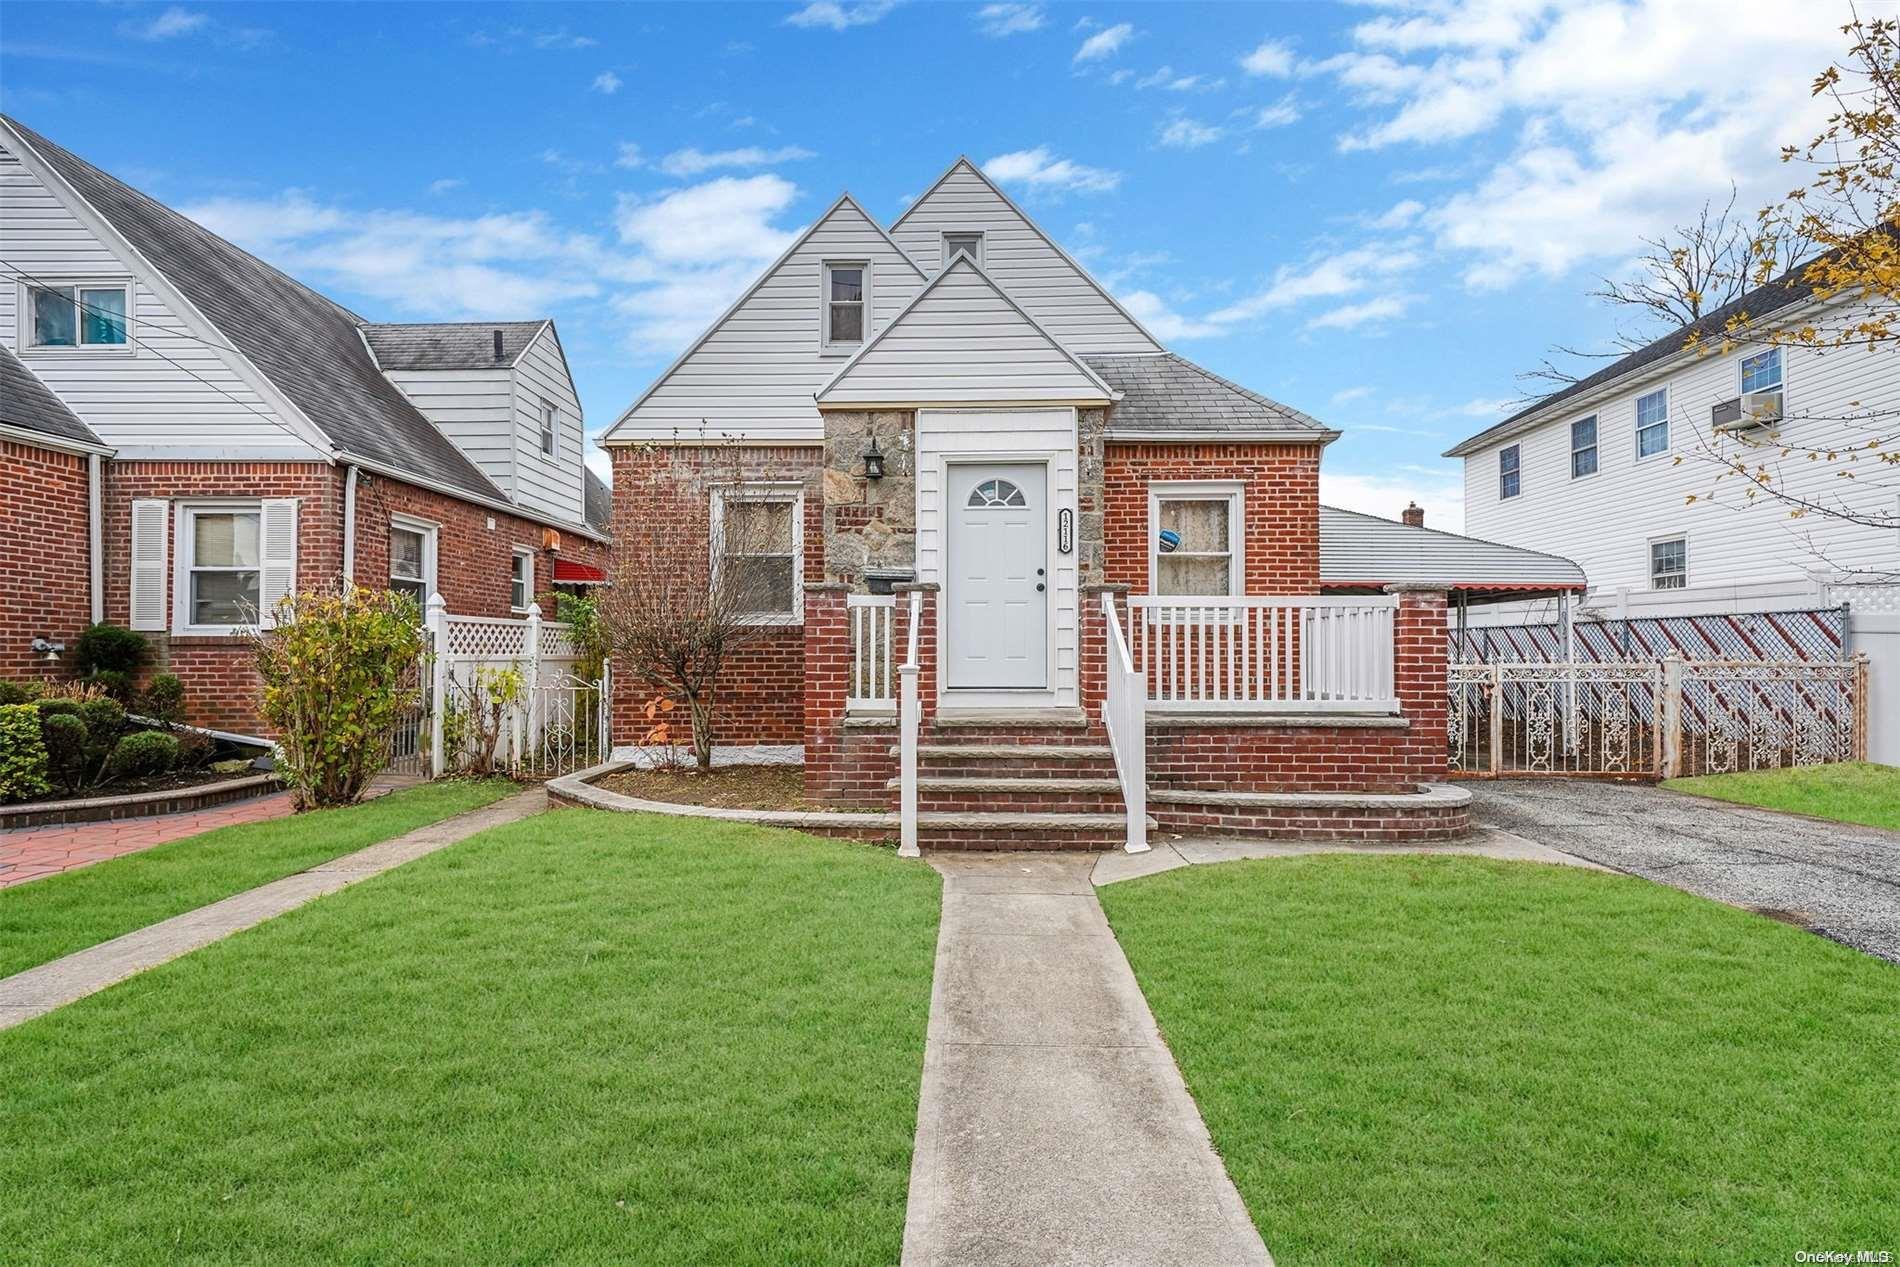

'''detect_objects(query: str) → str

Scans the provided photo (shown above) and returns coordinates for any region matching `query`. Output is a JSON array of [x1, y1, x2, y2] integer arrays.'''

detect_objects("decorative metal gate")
[[1450, 654, 1867, 779]]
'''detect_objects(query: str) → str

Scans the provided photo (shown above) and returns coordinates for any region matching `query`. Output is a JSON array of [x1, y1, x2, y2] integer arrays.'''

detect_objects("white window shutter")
[[259, 498, 298, 625], [129, 499, 169, 631]]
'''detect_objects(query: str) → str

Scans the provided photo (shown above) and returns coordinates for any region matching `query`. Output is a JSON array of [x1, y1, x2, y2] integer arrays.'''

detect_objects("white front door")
[[946, 463, 1048, 689]]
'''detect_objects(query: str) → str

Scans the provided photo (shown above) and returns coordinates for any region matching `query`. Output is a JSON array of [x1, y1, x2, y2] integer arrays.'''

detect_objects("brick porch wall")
[[0, 440, 93, 685]]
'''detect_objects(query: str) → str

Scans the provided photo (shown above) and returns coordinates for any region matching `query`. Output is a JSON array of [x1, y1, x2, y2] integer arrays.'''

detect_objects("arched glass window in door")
[[967, 478, 1027, 508]]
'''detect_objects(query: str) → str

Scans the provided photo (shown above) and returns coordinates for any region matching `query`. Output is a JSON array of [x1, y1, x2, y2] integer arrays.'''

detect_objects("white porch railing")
[[847, 593, 897, 713], [1101, 593, 1149, 854], [897, 589, 923, 859], [1127, 595, 1398, 712]]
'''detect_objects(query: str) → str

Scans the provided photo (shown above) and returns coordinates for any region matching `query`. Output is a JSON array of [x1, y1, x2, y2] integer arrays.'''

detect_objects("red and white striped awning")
[[551, 559, 609, 586]]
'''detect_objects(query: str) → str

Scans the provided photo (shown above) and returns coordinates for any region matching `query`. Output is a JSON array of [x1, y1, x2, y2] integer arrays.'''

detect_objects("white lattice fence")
[[1450, 655, 1867, 779]]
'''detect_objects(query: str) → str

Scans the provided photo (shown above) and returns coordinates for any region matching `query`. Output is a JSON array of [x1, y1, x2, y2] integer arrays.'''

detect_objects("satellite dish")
[[1158, 529, 1181, 554]]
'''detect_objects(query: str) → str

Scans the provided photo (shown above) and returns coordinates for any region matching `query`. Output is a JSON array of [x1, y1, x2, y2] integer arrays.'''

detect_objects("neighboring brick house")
[[602, 157, 1582, 848], [0, 116, 610, 734]]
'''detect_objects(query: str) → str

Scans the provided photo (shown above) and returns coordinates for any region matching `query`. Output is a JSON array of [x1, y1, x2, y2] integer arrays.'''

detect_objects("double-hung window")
[[539, 401, 557, 456], [713, 485, 803, 623], [1740, 348, 1783, 394], [1570, 416, 1598, 478], [1649, 536, 1687, 590], [28, 282, 129, 348], [510, 549, 534, 613], [184, 506, 262, 627], [943, 232, 984, 268], [822, 261, 867, 349], [1498, 444, 1521, 500], [389, 518, 437, 609], [1150, 483, 1243, 597], [1635, 388, 1669, 458]]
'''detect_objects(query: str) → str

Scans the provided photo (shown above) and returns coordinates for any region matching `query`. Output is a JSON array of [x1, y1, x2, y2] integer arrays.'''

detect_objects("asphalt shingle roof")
[[363, 321, 548, 371], [583, 466, 611, 533], [0, 345, 105, 449], [4, 116, 504, 503], [1319, 504, 1585, 595], [1085, 352, 1339, 443]]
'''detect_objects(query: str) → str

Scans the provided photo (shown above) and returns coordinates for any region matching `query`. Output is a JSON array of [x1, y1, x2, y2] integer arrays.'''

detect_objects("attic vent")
[[492, 329, 505, 361]]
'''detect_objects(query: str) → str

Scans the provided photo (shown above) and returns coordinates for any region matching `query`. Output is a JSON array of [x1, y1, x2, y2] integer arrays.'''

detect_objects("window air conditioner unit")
[[1711, 390, 1783, 432]]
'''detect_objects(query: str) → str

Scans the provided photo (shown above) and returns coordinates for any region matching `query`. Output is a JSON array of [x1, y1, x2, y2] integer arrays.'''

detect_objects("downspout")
[[87, 453, 104, 623], [341, 464, 359, 587]]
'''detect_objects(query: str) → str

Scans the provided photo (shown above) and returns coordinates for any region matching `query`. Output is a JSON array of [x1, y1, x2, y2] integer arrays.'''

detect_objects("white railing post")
[[524, 602, 543, 771], [898, 589, 923, 859], [1101, 593, 1149, 854], [426, 592, 448, 778], [1662, 652, 1684, 778], [600, 658, 613, 763]]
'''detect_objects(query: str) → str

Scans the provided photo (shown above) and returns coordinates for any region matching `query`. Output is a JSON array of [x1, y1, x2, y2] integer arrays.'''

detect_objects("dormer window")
[[823, 261, 866, 350], [944, 232, 984, 268]]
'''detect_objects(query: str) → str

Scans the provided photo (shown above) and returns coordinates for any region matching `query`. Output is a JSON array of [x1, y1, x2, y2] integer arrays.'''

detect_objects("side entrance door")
[[945, 462, 1048, 690]]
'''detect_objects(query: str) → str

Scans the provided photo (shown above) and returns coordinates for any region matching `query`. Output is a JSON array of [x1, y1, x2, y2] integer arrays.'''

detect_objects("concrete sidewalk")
[[1092, 825, 1606, 886], [0, 788, 544, 1031], [903, 853, 1270, 1267]]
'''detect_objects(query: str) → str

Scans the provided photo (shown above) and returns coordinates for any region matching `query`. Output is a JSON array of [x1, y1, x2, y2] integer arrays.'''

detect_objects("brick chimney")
[[1401, 501, 1425, 527]]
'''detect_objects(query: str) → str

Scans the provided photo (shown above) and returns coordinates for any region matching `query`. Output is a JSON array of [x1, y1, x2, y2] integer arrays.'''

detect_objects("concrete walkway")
[[1092, 824, 1606, 886], [0, 788, 544, 1031], [903, 853, 1271, 1267]]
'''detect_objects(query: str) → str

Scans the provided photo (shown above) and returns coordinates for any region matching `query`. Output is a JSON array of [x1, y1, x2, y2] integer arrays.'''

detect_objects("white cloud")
[[469, 26, 597, 51], [1073, 21, 1133, 62], [657, 145, 817, 178], [122, 6, 208, 40], [591, 71, 622, 94], [982, 147, 1121, 194], [1158, 118, 1223, 150], [427, 178, 464, 197], [1119, 290, 1221, 340], [976, 3, 1045, 36], [786, 1, 897, 30], [1208, 242, 1421, 324], [1239, 36, 1294, 77], [614, 142, 645, 170], [614, 174, 801, 265], [1250, 95, 1301, 129], [1307, 294, 1411, 330], [1368, 198, 1424, 229], [1332, 386, 1375, 404], [1321, 467, 1465, 534]]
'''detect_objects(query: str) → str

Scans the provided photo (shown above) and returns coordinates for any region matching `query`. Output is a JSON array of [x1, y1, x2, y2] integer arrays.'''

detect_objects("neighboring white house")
[[1446, 261, 1900, 762]]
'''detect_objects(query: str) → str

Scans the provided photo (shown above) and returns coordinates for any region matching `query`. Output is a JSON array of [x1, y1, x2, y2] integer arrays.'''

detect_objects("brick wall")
[[1103, 442, 1322, 594], [0, 440, 93, 684], [607, 443, 821, 746]]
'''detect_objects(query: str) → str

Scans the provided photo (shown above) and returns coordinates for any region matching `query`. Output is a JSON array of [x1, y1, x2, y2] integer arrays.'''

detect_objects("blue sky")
[[0, 1, 1852, 528]]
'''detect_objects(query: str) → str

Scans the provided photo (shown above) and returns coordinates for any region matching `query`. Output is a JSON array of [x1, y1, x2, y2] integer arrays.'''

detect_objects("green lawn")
[[0, 810, 942, 1265], [0, 779, 515, 978], [1100, 856, 1900, 1266], [1666, 761, 1900, 831]]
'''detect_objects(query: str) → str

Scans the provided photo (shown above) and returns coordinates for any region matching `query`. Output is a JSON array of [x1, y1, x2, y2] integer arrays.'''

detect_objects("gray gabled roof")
[[3, 116, 505, 503], [1319, 505, 1585, 596], [0, 345, 107, 450], [1085, 353, 1339, 444], [582, 465, 611, 533], [363, 321, 548, 371]]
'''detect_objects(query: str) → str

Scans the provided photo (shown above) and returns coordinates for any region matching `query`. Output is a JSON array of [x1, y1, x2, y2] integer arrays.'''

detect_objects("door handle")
[[1035, 583, 1045, 592]]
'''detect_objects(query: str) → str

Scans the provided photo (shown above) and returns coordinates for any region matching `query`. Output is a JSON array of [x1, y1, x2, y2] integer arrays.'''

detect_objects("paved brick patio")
[[0, 793, 295, 888]]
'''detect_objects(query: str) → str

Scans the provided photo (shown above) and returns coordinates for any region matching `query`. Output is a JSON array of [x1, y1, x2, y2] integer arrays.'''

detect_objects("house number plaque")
[[1057, 508, 1074, 555]]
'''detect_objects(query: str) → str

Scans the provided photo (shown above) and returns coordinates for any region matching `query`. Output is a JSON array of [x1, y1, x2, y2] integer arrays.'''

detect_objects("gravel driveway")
[[1468, 779, 1900, 966]]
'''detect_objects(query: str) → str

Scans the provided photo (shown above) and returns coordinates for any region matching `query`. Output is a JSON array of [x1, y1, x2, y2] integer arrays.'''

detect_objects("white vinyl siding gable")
[[510, 324, 585, 525], [891, 159, 1160, 355], [0, 143, 312, 457], [607, 197, 924, 444], [381, 366, 516, 494], [1462, 297, 1899, 592], [818, 259, 1112, 407]]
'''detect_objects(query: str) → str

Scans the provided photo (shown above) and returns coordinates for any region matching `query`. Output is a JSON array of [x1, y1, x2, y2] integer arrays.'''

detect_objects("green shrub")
[[107, 730, 180, 780], [73, 624, 148, 678], [0, 704, 51, 803], [0, 680, 37, 706], [78, 697, 126, 746], [87, 669, 133, 703], [40, 712, 90, 792], [252, 586, 428, 809], [140, 673, 186, 724], [34, 698, 81, 720]]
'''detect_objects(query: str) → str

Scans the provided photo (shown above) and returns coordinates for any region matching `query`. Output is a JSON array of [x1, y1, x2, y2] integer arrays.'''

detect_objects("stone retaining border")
[[548, 760, 896, 842], [0, 773, 282, 831]]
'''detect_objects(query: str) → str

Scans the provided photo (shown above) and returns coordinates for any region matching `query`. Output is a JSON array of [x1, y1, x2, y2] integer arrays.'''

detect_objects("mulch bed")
[[13, 765, 252, 807], [596, 766, 883, 813]]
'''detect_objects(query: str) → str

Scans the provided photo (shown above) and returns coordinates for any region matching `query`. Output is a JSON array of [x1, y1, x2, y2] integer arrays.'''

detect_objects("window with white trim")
[[389, 518, 437, 608], [822, 261, 866, 349], [28, 282, 129, 347], [1649, 536, 1687, 590], [510, 548, 534, 612], [1570, 416, 1598, 478], [183, 506, 261, 626], [539, 400, 557, 456], [1740, 347, 1783, 394], [1150, 483, 1243, 597], [944, 232, 984, 267], [1635, 388, 1669, 458], [1498, 444, 1521, 499], [712, 485, 803, 623]]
